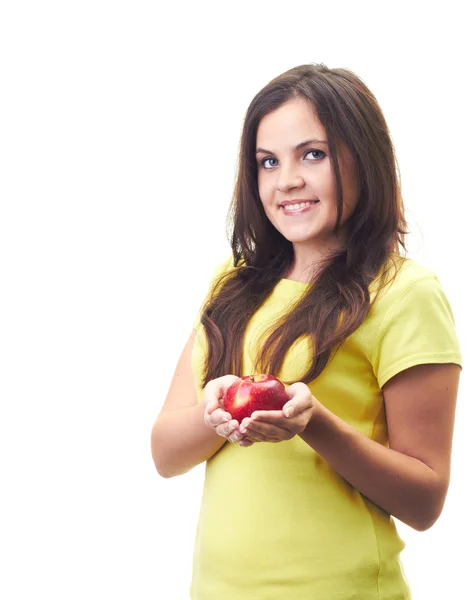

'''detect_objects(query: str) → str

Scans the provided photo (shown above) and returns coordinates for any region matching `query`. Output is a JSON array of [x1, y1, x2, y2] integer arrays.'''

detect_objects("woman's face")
[[256, 96, 360, 252]]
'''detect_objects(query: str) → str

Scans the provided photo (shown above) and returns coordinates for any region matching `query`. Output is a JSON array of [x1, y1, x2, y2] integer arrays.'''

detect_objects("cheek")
[[308, 163, 338, 203], [258, 184, 276, 218], [257, 174, 270, 199]]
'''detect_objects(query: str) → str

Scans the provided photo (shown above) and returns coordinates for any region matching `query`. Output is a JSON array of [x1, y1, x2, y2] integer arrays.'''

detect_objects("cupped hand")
[[237, 381, 317, 445], [203, 375, 250, 445]]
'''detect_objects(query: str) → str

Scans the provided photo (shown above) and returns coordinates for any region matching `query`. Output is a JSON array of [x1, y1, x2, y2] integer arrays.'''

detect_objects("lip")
[[280, 199, 319, 207], [280, 200, 319, 216]]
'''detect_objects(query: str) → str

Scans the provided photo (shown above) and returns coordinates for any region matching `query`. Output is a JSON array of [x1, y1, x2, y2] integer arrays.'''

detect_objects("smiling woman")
[[256, 97, 360, 280], [151, 63, 462, 600]]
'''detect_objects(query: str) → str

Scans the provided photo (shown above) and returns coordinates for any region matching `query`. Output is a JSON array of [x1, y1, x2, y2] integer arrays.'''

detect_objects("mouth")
[[280, 200, 319, 215]]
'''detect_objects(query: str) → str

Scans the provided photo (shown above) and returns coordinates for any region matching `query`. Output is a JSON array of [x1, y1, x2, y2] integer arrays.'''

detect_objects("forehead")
[[256, 97, 326, 146]]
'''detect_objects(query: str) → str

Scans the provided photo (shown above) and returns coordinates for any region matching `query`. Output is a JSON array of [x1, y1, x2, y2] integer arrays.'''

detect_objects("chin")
[[280, 229, 321, 243]]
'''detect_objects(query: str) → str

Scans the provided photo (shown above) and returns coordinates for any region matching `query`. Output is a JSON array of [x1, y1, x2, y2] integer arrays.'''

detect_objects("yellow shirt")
[[190, 255, 462, 600]]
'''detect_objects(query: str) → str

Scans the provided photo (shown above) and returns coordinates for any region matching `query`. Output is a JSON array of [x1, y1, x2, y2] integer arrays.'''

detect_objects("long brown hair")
[[198, 63, 408, 388]]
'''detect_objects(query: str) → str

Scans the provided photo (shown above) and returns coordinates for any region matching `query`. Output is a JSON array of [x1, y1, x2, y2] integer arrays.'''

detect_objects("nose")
[[276, 162, 304, 192]]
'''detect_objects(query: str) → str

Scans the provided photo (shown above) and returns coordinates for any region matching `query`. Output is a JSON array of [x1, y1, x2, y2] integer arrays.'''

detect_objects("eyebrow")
[[255, 138, 328, 155]]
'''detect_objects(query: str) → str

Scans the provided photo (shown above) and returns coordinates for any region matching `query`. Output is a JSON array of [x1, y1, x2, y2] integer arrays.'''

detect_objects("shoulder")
[[367, 255, 449, 326], [373, 256, 439, 303], [193, 254, 238, 331], [210, 254, 240, 282], [202, 253, 245, 298], [366, 257, 462, 387], [359, 255, 459, 356]]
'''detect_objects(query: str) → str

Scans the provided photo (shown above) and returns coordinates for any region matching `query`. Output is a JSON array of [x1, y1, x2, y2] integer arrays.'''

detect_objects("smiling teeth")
[[284, 201, 313, 211]]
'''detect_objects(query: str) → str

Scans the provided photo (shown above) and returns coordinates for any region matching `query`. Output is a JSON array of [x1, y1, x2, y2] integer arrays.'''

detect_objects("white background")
[[1, 1, 471, 598]]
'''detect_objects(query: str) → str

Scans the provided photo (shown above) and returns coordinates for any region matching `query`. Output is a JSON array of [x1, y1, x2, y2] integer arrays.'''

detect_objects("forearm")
[[151, 402, 226, 478], [299, 403, 447, 531]]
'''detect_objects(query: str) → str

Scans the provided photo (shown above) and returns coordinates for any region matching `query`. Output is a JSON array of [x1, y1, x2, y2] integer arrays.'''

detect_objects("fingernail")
[[240, 426, 247, 433], [285, 407, 294, 417]]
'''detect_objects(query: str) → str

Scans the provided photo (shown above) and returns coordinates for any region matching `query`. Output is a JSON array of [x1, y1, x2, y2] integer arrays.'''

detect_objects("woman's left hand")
[[237, 382, 317, 447]]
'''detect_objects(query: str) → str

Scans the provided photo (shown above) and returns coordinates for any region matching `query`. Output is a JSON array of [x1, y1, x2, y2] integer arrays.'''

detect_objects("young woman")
[[151, 64, 462, 599]]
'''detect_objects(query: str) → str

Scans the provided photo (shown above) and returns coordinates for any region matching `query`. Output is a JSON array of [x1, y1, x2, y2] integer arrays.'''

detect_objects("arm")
[[152, 402, 227, 479], [238, 275, 461, 528], [299, 362, 460, 531], [151, 330, 226, 478]]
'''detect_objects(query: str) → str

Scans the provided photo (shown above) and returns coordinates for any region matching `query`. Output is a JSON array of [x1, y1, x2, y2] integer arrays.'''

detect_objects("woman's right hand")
[[203, 375, 249, 444]]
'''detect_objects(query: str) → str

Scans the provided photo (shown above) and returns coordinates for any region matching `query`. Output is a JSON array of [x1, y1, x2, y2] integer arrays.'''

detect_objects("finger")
[[247, 410, 285, 421], [285, 381, 306, 398], [204, 402, 222, 422], [282, 397, 313, 419], [204, 375, 241, 410], [284, 383, 313, 411], [206, 406, 233, 427], [208, 407, 235, 428], [204, 397, 219, 415], [243, 419, 292, 440], [244, 428, 284, 443], [211, 374, 241, 399], [203, 382, 221, 410], [238, 439, 254, 447], [216, 419, 240, 439], [248, 410, 294, 428], [228, 430, 245, 443], [282, 402, 297, 418]]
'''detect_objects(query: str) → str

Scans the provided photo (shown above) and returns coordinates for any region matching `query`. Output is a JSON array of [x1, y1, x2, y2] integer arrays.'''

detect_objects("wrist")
[[301, 398, 341, 445], [307, 394, 323, 427]]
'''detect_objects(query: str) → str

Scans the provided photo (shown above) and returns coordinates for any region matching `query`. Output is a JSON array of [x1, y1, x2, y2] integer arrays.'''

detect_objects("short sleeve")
[[372, 276, 462, 388], [192, 255, 234, 331]]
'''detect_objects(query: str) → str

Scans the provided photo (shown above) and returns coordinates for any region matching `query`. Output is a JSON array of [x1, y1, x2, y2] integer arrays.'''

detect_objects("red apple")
[[223, 374, 290, 423]]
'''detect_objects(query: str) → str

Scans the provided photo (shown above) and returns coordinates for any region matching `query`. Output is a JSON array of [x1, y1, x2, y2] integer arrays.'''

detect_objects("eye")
[[305, 149, 326, 161], [258, 149, 326, 170], [259, 157, 278, 169]]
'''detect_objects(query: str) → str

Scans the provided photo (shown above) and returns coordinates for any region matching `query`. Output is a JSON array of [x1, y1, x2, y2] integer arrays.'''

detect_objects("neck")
[[287, 239, 345, 282]]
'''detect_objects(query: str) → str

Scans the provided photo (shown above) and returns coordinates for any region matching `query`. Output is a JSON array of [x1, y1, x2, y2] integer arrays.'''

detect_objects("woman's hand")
[[203, 375, 249, 444], [237, 382, 317, 446]]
